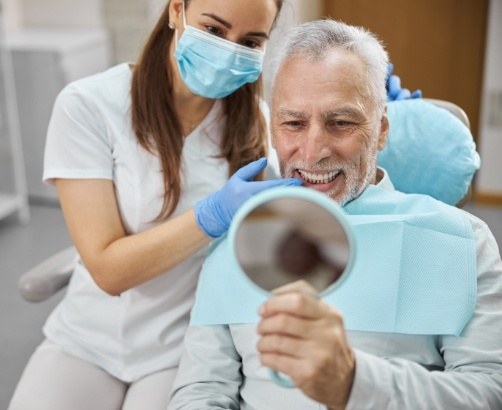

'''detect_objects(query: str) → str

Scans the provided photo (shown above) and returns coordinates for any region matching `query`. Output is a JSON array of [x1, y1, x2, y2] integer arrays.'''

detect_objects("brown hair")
[[131, 0, 283, 220]]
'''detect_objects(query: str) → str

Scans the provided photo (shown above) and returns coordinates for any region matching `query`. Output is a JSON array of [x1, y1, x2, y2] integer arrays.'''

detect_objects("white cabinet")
[[0, 11, 29, 223], [6, 28, 111, 202]]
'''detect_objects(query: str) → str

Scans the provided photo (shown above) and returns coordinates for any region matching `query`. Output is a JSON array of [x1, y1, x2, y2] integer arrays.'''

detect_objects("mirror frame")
[[229, 186, 357, 297]]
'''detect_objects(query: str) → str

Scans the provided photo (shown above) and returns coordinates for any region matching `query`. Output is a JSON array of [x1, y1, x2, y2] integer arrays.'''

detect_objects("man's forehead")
[[272, 49, 368, 104]]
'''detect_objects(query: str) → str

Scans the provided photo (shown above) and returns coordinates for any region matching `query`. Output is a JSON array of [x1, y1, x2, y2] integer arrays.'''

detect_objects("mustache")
[[282, 160, 346, 176]]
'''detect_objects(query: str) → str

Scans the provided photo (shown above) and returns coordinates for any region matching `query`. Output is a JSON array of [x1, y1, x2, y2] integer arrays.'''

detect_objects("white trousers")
[[9, 339, 177, 410]]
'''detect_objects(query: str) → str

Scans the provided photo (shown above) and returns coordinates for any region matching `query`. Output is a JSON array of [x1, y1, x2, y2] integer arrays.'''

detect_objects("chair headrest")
[[378, 99, 480, 206]]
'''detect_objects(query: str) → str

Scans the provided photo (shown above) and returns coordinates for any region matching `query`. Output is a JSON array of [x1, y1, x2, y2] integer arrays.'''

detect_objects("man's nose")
[[302, 124, 332, 163]]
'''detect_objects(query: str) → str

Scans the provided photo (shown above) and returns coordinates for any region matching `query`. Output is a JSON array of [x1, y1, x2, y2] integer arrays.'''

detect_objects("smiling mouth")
[[297, 169, 341, 184]]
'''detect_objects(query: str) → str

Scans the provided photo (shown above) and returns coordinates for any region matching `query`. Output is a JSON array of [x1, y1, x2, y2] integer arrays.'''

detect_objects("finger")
[[387, 75, 401, 98], [234, 157, 267, 181], [257, 332, 309, 357], [257, 311, 314, 338], [259, 291, 324, 319], [259, 352, 309, 387], [411, 89, 422, 98], [271, 280, 317, 296], [260, 351, 300, 373], [248, 178, 303, 194], [396, 88, 411, 100]]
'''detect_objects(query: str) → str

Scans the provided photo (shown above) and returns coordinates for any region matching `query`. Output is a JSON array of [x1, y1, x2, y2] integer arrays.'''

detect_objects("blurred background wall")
[[321, 0, 502, 206], [0, 1, 500, 408], [2, 0, 499, 207]]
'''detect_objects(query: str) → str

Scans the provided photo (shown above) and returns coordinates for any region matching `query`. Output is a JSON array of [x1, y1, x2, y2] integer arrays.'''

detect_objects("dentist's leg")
[[9, 339, 127, 410], [122, 367, 178, 410]]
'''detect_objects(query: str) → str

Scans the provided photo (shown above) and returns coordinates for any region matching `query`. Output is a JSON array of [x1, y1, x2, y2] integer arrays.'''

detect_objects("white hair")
[[270, 19, 389, 113]]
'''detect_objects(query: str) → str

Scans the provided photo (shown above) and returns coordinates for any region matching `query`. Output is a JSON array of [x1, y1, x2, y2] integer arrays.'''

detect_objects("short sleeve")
[[43, 83, 114, 185]]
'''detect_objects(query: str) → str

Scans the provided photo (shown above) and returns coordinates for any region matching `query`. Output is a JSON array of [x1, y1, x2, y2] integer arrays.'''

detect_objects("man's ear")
[[377, 106, 389, 151]]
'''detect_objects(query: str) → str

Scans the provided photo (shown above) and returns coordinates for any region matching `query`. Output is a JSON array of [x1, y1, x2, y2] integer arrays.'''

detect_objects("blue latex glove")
[[386, 63, 422, 101], [195, 158, 302, 238]]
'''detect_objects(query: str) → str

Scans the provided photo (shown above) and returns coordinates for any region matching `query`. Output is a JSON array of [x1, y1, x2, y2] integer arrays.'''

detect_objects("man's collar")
[[375, 167, 394, 192]]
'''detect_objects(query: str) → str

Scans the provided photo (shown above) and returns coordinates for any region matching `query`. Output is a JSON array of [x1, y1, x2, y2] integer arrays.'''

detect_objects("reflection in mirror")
[[235, 197, 351, 294]]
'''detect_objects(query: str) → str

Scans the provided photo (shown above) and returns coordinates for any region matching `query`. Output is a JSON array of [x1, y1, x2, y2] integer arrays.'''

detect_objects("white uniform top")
[[42, 63, 233, 382]]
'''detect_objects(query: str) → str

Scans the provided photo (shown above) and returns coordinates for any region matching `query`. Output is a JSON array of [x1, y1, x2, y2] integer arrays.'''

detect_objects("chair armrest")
[[18, 246, 77, 302]]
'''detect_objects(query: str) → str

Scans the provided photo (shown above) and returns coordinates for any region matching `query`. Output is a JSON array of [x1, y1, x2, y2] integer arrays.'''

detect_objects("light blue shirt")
[[189, 178, 477, 336], [169, 173, 502, 410]]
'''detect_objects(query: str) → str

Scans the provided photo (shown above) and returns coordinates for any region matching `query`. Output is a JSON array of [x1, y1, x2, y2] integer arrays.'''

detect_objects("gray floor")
[[0, 204, 70, 409], [0, 201, 501, 409]]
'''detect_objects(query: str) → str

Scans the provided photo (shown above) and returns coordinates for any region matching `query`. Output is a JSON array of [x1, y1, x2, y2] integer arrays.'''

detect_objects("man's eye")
[[284, 121, 304, 129], [335, 120, 352, 127]]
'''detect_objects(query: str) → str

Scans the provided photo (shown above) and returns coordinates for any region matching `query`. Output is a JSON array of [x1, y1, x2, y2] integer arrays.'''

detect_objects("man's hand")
[[257, 280, 355, 409]]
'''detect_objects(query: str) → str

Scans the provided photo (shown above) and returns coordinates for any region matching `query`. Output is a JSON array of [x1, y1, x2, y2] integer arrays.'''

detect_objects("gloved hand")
[[195, 158, 302, 238], [386, 63, 422, 101]]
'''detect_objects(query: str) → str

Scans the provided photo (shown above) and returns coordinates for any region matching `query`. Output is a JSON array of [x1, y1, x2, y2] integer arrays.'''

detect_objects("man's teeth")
[[298, 169, 339, 184]]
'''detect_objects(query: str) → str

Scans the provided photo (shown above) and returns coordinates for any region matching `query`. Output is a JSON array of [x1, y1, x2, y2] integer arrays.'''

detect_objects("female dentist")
[[9, 0, 418, 408], [9, 1, 299, 409]]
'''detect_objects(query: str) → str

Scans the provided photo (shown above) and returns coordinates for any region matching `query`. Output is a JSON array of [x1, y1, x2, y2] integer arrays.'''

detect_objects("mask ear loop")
[[172, 1, 187, 49], [181, 1, 187, 28]]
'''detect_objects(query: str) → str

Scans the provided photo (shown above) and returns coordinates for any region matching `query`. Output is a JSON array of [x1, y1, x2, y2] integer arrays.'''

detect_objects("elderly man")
[[168, 19, 502, 409]]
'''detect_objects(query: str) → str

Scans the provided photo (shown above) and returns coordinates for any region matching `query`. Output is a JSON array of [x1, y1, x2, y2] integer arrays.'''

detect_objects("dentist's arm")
[[56, 158, 301, 295]]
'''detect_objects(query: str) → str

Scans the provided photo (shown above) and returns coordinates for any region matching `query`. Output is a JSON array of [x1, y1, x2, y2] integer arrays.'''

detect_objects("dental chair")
[[18, 98, 479, 303]]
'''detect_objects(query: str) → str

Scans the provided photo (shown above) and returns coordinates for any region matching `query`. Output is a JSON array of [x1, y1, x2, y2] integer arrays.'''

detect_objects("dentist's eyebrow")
[[201, 13, 269, 39], [202, 13, 232, 29]]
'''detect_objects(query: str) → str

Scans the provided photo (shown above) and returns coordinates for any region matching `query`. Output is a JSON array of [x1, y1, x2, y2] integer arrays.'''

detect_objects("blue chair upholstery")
[[379, 99, 479, 206]]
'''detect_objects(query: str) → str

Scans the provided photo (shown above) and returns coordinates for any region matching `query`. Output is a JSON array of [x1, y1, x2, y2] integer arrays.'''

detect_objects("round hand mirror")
[[229, 187, 356, 387]]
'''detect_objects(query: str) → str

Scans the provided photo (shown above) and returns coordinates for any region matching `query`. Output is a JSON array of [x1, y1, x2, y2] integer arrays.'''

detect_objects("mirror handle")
[[269, 369, 295, 388]]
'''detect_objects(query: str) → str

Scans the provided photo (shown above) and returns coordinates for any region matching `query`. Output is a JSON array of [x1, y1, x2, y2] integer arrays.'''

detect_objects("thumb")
[[234, 158, 268, 181], [388, 75, 401, 98]]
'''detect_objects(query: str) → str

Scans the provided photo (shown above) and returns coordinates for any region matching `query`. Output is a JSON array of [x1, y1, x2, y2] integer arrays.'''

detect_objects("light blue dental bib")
[[190, 186, 477, 336]]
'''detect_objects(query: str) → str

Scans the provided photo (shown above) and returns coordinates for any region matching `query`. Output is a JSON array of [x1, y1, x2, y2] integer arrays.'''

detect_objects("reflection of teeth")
[[298, 169, 339, 184]]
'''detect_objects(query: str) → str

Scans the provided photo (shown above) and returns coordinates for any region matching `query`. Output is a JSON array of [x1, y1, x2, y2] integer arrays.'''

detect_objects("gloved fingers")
[[411, 89, 422, 99], [387, 75, 402, 99], [234, 157, 268, 181], [386, 62, 394, 79], [396, 88, 411, 100], [247, 178, 302, 194]]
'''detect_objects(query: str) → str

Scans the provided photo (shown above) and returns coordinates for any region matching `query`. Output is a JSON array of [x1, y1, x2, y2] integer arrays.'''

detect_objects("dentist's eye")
[[205, 25, 224, 37], [241, 38, 261, 49]]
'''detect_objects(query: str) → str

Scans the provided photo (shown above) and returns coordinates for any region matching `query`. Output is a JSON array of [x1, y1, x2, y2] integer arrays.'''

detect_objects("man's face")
[[271, 48, 389, 205]]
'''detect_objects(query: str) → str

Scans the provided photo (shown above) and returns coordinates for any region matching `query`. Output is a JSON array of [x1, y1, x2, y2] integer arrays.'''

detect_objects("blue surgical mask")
[[173, 6, 265, 99]]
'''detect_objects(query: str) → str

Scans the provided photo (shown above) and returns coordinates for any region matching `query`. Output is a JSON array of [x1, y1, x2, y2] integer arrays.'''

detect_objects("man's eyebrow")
[[276, 109, 309, 119], [322, 107, 364, 120], [201, 13, 269, 39]]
